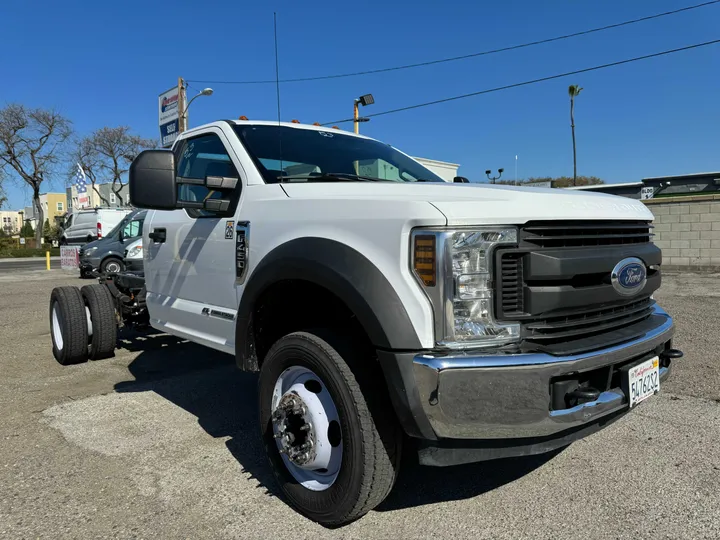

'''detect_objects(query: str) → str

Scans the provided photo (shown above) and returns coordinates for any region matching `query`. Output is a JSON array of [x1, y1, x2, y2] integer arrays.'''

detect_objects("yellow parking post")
[[46, 250, 50, 270]]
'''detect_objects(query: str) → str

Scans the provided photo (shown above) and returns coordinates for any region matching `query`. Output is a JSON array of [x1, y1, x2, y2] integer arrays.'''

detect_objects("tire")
[[49, 286, 89, 365], [100, 257, 124, 274], [80, 284, 117, 360], [259, 330, 401, 526]]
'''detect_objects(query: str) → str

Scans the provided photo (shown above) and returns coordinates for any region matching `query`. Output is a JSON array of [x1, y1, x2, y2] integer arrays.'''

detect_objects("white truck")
[[48, 119, 681, 526]]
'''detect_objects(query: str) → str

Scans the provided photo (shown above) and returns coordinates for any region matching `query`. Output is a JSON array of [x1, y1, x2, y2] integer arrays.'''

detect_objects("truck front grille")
[[520, 220, 653, 248], [523, 297, 654, 344], [495, 220, 661, 355]]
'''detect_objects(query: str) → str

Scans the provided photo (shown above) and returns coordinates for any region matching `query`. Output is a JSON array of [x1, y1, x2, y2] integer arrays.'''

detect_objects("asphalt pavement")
[[0, 256, 61, 273], [0, 270, 718, 539]]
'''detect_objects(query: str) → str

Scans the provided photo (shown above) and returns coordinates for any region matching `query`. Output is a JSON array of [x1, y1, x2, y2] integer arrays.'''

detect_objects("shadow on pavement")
[[114, 334, 561, 514], [377, 448, 561, 512]]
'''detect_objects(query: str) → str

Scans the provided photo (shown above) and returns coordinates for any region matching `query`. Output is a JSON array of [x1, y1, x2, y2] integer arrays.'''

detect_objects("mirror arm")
[[176, 176, 205, 186]]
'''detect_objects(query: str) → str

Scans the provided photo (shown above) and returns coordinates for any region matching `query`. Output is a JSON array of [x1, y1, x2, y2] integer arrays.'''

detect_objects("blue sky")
[[1, 0, 718, 209]]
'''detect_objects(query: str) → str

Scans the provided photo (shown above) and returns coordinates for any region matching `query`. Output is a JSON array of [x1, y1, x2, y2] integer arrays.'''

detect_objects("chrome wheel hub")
[[272, 392, 317, 466], [271, 366, 343, 491]]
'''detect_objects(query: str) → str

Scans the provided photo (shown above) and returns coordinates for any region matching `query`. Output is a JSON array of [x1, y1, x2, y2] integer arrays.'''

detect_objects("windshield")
[[233, 125, 445, 184], [105, 214, 132, 239]]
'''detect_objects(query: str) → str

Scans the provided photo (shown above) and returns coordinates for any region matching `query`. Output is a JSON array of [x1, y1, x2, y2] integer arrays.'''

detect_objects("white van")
[[60, 208, 132, 245]]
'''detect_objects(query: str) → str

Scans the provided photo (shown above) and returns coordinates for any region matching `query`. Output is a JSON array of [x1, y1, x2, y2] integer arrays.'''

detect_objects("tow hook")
[[660, 348, 683, 367], [566, 387, 601, 405]]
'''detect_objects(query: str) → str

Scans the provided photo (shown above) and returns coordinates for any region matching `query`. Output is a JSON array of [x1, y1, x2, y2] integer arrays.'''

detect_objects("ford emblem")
[[611, 257, 647, 296]]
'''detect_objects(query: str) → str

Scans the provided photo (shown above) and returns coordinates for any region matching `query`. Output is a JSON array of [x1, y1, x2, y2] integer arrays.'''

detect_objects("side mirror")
[[129, 150, 177, 210], [118, 228, 124, 242]]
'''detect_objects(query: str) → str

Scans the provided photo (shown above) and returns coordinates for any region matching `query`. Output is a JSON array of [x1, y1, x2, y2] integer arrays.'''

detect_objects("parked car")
[[78, 210, 146, 276], [122, 237, 143, 273], [60, 207, 132, 245], [49, 119, 679, 526]]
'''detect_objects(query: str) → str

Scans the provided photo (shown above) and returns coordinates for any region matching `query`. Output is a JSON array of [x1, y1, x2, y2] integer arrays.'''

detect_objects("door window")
[[175, 133, 241, 217], [123, 218, 143, 238]]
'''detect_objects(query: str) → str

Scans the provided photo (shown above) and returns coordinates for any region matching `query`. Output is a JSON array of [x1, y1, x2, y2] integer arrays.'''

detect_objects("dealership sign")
[[159, 86, 180, 148], [60, 246, 80, 270]]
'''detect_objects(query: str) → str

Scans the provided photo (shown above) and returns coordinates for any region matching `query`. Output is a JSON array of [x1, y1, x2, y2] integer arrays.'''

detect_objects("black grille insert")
[[521, 220, 653, 248], [500, 253, 524, 316], [523, 297, 655, 344]]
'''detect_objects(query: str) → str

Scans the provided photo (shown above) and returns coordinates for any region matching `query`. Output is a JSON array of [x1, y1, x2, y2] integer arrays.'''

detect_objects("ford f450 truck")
[[49, 120, 681, 526]]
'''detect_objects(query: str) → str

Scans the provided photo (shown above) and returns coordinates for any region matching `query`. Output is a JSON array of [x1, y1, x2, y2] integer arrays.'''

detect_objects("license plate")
[[627, 356, 660, 407]]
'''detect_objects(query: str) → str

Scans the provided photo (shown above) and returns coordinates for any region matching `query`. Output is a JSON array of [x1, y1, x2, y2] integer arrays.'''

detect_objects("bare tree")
[[92, 127, 155, 206], [0, 104, 72, 245], [568, 84, 583, 186], [0, 169, 7, 208], [69, 136, 111, 207]]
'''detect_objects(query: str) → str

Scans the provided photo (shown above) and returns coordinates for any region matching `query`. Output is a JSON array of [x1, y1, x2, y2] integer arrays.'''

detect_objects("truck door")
[[144, 127, 245, 354]]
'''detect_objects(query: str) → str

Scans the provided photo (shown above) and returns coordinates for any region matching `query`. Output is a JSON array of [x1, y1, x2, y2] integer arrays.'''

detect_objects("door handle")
[[149, 228, 167, 243]]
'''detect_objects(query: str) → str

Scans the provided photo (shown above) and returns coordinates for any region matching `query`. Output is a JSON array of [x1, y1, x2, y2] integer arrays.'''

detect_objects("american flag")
[[75, 163, 87, 193]]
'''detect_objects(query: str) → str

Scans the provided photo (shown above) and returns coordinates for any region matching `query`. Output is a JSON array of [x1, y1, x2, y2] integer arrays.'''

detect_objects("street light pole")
[[353, 94, 374, 134], [485, 168, 504, 184], [353, 100, 359, 134], [178, 79, 213, 133]]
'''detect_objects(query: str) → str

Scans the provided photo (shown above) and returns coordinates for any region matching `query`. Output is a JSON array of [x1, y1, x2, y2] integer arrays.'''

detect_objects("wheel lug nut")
[[300, 424, 311, 431]]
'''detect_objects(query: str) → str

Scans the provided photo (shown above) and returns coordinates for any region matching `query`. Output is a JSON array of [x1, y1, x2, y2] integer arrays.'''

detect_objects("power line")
[[321, 39, 720, 125], [187, 0, 720, 85]]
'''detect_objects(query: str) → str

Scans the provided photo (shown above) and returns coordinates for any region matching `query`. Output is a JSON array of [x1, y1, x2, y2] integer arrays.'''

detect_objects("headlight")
[[411, 227, 520, 348], [126, 245, 143, 259], [84, 246, 97, 254]]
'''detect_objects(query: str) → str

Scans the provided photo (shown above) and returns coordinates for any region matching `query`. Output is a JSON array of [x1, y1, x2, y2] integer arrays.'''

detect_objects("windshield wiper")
[[279, 172, 381, 183]]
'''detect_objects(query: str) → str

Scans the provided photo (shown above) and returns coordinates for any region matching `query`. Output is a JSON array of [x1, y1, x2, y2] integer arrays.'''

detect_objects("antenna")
[[274, 12, 283, 176]]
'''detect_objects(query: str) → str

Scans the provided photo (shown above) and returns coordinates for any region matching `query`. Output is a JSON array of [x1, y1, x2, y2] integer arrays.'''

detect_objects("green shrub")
[[0, 248, 61, 258]]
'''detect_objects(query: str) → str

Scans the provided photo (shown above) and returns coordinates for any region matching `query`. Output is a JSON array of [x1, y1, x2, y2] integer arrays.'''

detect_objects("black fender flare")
[[234, 237, 423, 370]]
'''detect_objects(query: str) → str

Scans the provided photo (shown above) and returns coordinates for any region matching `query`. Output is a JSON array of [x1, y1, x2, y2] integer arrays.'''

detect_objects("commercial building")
[[17, 193, 67, 230], [563, 172, 720, 200], [0, 210, 23, 235], [413, 157, 460, 182], [66, 182, 131, 211], [642, 172, 720, 198], [39, 193, 67, 223], [564, 182, 645, 199]]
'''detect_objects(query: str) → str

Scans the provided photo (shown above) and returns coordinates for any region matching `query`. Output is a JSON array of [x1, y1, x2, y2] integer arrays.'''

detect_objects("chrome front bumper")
[[412, 305, 674, 440]]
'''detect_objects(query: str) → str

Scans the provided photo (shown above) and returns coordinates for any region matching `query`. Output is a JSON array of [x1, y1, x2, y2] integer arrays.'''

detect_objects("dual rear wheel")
[[49, 284, 117, 365]]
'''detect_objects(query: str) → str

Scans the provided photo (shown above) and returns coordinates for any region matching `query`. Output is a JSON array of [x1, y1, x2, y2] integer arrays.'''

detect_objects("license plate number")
[[627, 356, 660, 407]]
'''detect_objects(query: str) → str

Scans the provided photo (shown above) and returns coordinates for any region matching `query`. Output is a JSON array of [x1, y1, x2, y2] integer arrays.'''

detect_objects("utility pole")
[[353, 100, 359, 134], [178, 77, 187, 133]]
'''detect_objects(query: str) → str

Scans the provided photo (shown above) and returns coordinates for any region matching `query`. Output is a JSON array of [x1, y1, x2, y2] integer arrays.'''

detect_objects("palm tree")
[[568, 84, 583, 186]]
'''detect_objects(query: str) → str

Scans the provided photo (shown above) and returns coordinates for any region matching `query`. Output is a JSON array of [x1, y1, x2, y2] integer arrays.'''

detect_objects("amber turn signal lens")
[[414, 235, 436, 287]]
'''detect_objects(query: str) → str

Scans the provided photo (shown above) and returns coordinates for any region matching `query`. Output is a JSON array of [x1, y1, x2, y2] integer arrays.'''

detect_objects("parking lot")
[[1, 269, 718, 539]]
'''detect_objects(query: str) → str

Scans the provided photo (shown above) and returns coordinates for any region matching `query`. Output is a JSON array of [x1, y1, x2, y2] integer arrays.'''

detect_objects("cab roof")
[[182, 119, 374, 141]]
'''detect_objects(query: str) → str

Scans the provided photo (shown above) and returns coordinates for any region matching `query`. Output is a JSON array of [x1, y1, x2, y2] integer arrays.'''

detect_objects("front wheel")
[[100, 257, 124, 274], [259, 331, 401, 526]]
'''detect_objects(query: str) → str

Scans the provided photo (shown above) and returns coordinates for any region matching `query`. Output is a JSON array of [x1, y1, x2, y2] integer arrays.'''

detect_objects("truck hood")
[[280, 182, 654, 225]]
